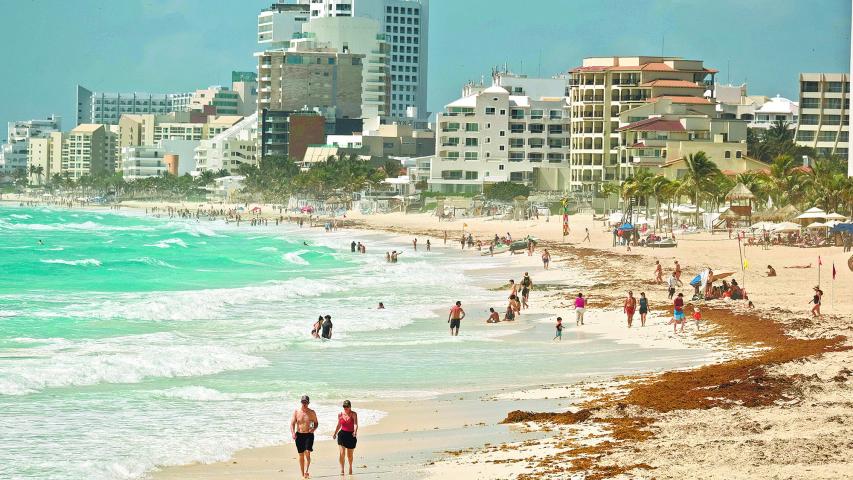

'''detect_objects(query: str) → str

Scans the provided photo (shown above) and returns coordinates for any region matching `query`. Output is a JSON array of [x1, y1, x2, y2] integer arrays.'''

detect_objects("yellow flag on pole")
[[743, 258, 748, 270]]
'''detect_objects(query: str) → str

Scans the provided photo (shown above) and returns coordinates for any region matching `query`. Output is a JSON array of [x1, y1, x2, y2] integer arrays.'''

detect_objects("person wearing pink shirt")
[[574, 293, 586, 326]]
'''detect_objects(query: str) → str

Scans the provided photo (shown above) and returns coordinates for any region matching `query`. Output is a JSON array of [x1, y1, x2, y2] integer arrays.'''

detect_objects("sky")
[[1, 0, 850, 140]]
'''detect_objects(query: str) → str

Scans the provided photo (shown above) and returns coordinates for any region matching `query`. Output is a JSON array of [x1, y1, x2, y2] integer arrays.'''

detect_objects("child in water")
[[553, 317, 563, 341]]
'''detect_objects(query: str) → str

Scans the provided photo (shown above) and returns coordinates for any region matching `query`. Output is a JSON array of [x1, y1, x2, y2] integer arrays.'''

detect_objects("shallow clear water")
[[0, 205, 706, 479]]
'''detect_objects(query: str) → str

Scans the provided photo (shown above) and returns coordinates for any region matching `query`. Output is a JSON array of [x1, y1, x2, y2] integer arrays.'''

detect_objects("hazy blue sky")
[[1, 0, 850, 139]]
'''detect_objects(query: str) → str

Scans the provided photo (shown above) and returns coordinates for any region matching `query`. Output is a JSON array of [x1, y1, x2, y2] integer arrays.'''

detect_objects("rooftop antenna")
[[538, 49, 542, 77], [520, 59, 524, 74]]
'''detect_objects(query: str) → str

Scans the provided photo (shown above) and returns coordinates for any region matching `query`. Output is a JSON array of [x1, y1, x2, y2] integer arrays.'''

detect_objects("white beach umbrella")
[[825, 212, 847, 221], [772, 221, 801, 233], [806, 221, 826, 229], [750, 221, 773, 230], [796, 207, 827, 220]]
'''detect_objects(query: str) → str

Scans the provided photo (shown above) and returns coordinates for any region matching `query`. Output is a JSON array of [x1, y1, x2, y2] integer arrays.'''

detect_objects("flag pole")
[[737, 234, 745, 290]]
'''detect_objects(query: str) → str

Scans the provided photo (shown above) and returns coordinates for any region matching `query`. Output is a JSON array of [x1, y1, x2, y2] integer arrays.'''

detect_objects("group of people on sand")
[[290, 395, 359, 478]]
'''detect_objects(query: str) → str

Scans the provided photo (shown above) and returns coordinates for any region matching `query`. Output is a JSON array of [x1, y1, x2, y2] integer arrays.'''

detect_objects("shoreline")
[[4, 197, 851, 478]]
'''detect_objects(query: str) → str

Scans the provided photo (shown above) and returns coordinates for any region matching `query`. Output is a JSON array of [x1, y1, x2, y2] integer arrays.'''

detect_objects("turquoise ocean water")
[[0, 205, 706, 479]]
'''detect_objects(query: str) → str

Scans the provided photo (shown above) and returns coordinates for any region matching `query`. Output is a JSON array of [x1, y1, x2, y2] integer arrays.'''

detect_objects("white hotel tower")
[[297, 0, 429, 122]]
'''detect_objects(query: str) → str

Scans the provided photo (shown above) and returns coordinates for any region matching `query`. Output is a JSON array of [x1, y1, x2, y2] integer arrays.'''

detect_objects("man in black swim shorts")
[[291, 395, 318, 478]]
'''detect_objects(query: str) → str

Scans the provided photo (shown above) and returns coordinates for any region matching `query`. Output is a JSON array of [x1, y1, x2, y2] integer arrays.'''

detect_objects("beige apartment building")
[[27, 132, 64, 185], [257, 47, 364, 119], [568, 56, 717, 191], [794, 73, 850, 159], [428, 85, 571, 194], [59, 124, 117, 180], [615, 98, 747, 179]]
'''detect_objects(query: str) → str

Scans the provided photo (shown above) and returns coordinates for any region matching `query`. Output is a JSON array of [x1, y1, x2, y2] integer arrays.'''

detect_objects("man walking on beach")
[[654, 260, 663, 283], [448, 301, 465, 336], [624, 291, 637, 328], [291, 395, 318, 479], [583, 228, 591, 243], [674, 260, 682, 282]]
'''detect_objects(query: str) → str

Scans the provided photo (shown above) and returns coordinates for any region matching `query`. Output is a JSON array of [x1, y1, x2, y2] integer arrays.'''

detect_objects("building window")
[[464, 152, 478, 160], [724, 151, 731, 158], [465, 170, 478, 179], [465, 138, 478, 147], [465, 123, 478, 132], [735, 151, 742, 158], [796, 130, 815, 141], [529, 124, 544, 134], [485, 107, 495, 115]]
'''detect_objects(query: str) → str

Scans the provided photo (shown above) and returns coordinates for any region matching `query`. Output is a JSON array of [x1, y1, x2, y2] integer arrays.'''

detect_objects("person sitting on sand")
[[486, 307, 500, 323], [766, 265, 776, 277]]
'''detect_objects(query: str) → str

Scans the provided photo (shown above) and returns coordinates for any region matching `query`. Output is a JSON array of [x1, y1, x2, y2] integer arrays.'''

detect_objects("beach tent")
[[830, 223, 853, 234], [608, 212, 625, 226]]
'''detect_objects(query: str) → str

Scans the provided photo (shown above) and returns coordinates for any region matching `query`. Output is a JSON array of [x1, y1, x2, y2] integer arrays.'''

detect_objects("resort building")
[[0, 114, 62, 175], [428, 84, 571, 194], [117, 113, 244, 152], [257, 48, 364, 120], [258, 2, 311, 50], [794, 73, 850, 159], [298, 0, 429, 121], [59, 124, 118, 180], [194, 113, 259, 174], [76, 86, 187, 126], [27, 132, 64, 185], [568, 56, 717, 191], [177, 73, 258, 117], [464, 69, 569, 99], [615, 98, 748, 179], [121, 139, 198, 180], [297, 16, 391, 124], [715, 84, 798, 128]]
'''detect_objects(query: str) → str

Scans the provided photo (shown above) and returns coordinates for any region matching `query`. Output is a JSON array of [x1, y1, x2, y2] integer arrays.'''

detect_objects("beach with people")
[[2, 195, 852, 479]]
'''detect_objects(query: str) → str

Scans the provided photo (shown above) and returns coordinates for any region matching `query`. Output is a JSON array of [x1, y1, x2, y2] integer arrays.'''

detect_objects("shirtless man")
[[291, 395, 319, 478], [674, 260, 682, 281], [624, 291, 637, 328], [654, 260, 663, 283], [448, 301, 465, 336]]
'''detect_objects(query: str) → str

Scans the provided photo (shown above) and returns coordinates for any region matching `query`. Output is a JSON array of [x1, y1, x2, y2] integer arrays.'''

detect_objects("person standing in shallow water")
[[321, 315, 333, 339], [426, 239, 431, 251], [448, 301, 465, 336]]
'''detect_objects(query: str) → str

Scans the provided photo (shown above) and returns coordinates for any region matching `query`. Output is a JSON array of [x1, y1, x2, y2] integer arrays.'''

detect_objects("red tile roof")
[[646, 95, 713, 105], [640, 79, 703, 88], [617, 117, 686, 132]]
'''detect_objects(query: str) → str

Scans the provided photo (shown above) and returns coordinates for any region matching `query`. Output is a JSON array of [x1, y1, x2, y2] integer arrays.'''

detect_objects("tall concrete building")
[[257, 47, 364, 119], [259, 109, 326, 160], [428, 84, 571, 194], [298, 0, 428, 121], [298, 16, 391, 124], [794, 73, 850, 161], [0, 115, 62, 175], [258, 2, 311, 50], [76, 86, 187, 126], [568, 56, 717, 191], [27, 132, 64, 185]]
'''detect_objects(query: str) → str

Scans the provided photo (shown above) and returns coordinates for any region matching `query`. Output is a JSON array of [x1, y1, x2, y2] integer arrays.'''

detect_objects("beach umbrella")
[[725, 183, 756, 202], [825, 212, 847, 221], [710, 270, 735, 281], [796, 207, 827, 220], [750, 221, 773, 230], [772, 221, 801, 233], [806, 221, 826, 229]]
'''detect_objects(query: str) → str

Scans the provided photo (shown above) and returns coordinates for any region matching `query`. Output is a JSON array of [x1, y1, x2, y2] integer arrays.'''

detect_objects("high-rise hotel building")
[[297, 0, 428, 121], [568, 56, 717, 191], [794, 73, 850, 161]]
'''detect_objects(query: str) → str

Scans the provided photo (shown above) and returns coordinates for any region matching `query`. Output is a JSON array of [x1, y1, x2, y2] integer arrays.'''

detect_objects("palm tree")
[[681, 152, 721, 225], [649, 175, 672, 232], [599, 182, 621, 214]]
